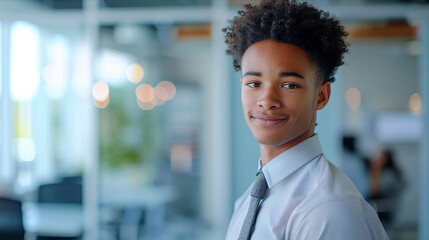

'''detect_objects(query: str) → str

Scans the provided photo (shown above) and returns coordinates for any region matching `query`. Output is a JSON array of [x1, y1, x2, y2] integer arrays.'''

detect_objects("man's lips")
[[251, 115, 289, 127]]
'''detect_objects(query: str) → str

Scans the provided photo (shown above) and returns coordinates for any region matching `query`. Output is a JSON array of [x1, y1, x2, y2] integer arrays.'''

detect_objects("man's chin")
[[255, 137, 287, 147]]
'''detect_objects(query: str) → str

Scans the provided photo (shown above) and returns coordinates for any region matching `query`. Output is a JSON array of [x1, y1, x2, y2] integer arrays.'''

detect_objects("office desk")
[[22, 202, 83, 237], [100, 185, 176, 208], [100, 185, 177, 240], [21, 186, 175, 239]]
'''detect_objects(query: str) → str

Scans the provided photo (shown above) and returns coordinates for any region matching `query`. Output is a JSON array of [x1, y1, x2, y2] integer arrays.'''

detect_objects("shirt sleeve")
[[292, 199, 389, 240]]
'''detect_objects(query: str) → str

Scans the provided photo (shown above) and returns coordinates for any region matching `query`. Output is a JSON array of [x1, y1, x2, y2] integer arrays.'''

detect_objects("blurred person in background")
[[223, 0, 389, 239], [369, 149, 403, 199], [341, 135, 370, 198], [368, 148, 405, 225]]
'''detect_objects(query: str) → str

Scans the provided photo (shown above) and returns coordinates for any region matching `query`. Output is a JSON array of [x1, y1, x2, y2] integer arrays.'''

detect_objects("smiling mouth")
[[251, 116, 288, 127]]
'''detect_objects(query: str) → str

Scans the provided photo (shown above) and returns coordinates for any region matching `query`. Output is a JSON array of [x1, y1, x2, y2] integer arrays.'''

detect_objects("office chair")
[[60, 176, 82, 185], [0, 197, 25, 240], [38, 182, 82, 204], [36, 182, 83, 240], [36, 236, 81, 240]]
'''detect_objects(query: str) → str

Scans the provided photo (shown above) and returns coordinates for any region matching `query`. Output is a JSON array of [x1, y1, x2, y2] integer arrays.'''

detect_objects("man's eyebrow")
[[242, 71, 305, 79], [242, 71, 262, 77], [280, 72, 305, 79]]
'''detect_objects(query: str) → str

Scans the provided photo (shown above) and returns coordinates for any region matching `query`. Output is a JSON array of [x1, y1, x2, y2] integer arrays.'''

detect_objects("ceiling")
[[30, 0, 429, 9], [32, 0, 211, 9]]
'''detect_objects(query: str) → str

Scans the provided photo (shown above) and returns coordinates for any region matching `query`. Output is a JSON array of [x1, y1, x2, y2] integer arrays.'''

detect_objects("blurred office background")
[[0, 0, 428, 240]]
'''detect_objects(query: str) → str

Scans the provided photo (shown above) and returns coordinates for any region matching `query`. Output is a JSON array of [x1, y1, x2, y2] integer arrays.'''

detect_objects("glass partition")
[[97, 23, 210, 240], [0, 14, 89, 238]]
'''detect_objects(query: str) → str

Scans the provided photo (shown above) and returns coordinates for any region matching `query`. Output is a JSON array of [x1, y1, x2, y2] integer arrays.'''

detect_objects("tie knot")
[[251, 170, 268, 199]]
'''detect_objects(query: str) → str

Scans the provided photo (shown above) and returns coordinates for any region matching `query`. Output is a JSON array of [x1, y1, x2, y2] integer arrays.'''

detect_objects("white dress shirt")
[[225, 134, 389, 240]]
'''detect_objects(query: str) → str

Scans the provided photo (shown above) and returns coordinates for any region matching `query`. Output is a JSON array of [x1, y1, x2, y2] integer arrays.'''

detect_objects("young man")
[[223, 0, 389, 239]]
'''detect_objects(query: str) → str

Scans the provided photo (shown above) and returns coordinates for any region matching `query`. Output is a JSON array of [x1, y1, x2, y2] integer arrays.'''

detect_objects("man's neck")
[[260, 133, 315, 167]]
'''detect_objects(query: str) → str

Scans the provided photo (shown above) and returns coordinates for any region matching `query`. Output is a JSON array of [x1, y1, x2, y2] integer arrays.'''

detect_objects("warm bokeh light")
[[137, 99, 155, 110], [151, 95, 165, 106], [136, 84, 155, 102], [94, 96, 110, 109], [135, 82, 174, 110], [126, 63, 144, 83], [92, 81, 110, 102], [346, 88, 361, 109], [409, 93, 421, 112], [155, 85, 169, 101], [156, 81, 176, 100]]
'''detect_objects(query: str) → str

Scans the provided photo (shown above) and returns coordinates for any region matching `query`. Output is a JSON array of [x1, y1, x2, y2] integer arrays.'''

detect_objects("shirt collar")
[[260, 134, 323, 189]]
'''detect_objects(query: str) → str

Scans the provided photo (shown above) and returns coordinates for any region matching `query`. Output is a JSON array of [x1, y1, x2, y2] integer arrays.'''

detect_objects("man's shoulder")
[[285, 171, 388, 240], [307, 154, 362, 196], [289, 197, 388, 239], [290, 185, 367, 222], [302, 197, 376, 222], [285, 156, 389, 239]]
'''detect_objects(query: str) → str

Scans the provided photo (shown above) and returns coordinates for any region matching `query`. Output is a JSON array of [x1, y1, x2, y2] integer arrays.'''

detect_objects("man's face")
[[241, 40, 329, 147]]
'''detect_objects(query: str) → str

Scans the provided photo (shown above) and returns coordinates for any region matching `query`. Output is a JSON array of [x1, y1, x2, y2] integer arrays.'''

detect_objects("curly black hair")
[[223, 0, 348, 83]]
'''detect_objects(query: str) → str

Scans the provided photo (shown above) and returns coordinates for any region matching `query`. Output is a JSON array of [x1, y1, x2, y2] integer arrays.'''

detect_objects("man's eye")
[[283, 83, 299, 89], [247, 82, 261, 88]]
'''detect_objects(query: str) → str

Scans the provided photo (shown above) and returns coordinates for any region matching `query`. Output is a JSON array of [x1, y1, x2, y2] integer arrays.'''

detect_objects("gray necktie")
[[238, 170, 268, 240]]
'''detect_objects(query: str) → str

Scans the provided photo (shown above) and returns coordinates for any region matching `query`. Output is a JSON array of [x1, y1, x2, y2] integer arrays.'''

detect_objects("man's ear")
[[315, 81, 331, 110]]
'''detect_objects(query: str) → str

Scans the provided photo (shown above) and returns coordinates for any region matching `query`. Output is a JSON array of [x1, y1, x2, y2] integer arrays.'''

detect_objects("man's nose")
[[257, 86, 281, 110]]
